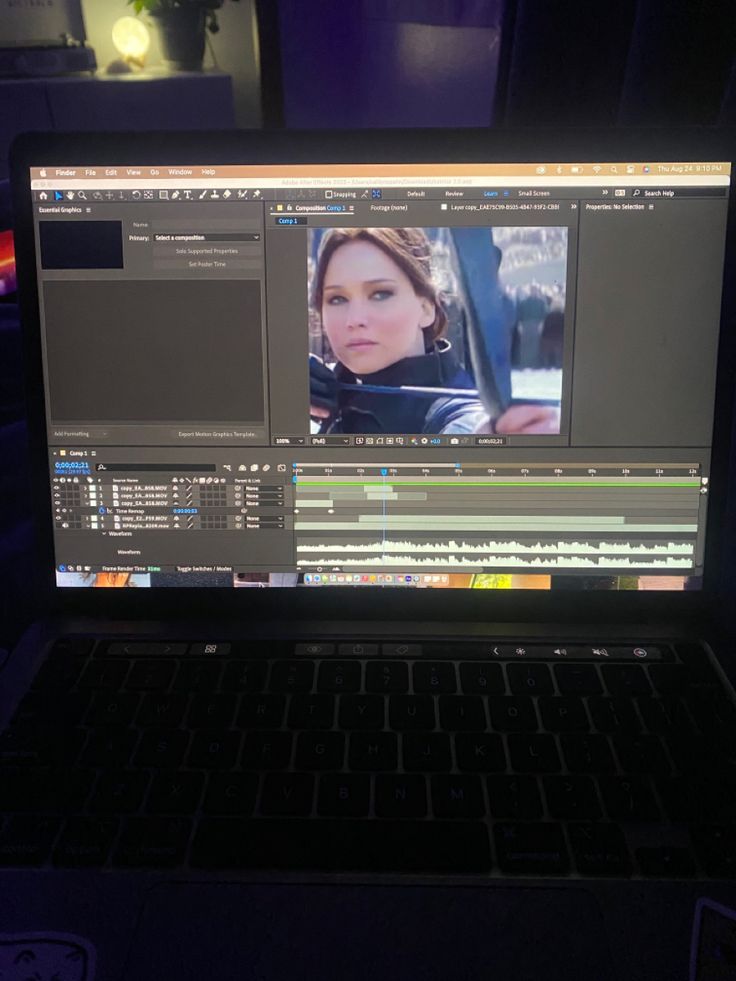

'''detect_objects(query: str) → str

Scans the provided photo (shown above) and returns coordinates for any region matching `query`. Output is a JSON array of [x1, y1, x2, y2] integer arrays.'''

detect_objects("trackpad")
[[123, 882, 610, 980]]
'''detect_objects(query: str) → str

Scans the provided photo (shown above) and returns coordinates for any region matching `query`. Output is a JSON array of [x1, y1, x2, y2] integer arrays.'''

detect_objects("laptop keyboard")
[[1, 637, 735, 877]]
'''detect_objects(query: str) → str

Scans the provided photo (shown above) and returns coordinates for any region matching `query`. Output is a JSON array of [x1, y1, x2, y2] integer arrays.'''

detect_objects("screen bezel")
[[10, 126, 736, 626]]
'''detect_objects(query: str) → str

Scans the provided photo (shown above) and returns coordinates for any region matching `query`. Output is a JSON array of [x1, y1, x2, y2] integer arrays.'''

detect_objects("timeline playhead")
[[50, 448, 709, 581]]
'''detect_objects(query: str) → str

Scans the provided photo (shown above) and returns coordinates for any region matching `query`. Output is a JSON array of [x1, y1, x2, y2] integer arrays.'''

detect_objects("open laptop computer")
[[3, 127, 736, 981]]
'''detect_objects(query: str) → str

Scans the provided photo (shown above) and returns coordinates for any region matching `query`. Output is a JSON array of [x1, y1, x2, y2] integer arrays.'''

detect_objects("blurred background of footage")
[[307, 226, 567, 405]]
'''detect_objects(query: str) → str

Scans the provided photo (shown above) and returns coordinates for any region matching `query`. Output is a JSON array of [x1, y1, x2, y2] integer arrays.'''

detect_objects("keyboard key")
[[538, 696, 589, 732], [413, 662, 456, 693], [174, 660, 223, 692], [220, 660, 265, 692], [439, 695, 486, 731], [554, 664, 602, 695], [381, 642, 422, 658], [599, 776, 660, 821], [375, 775, 427, 818], [114, 816, 191, 868], [90, 770, 150, 813], [349, 732, 398, 771], [145, 642, 188, 657], [389, 695, 436, 730], [190, 643, 231, 657], [32, 655, 88, 691], [487, 776, 543, 819], [241, 731, 293, 769], [318, 661, 361, 693], [238, 694, 286, 729], [270, 660, 315, 693], [507, 663, 553, 695], [0, 767, 49, 811], [459, 662, 504, 694], [673, 643, 719, 684], [191, 818, 491, 872], [86, 692, 140, 727], [147, 772, 205, 814], [508, 734, 561, 773], [561, 734, 616, 773], [636, 696, 693, 735], [587, 696, 640, 733], [636, 846, 695, 877], [134, 729, 190, 768], [261, 773, 314, 816], [106, 642, 154, 657], [0, 814, 61, 866], [488, 697, 538, 732], [338, 642, 379, 657], [455, 733, 506, 772], [188, 730, 241, 770], [543, 776, 601, 819], [125, 659, 176, 690], [188, 694, 237, 728], [295, 732, 345, 770], [204, 773, 258, 815], [81, 727, 138, 767], [54, 817, 118, 867], [647, 664, 690, 695], [365, 661, 409, 693], [77, 659, 130, 690], [136, 693, 187, 727], [431, 775, 484, 818], [11, 691, 91, 728], [46, 768, 96, 814], [402, 733, 451, 772], [690, 824, 736, 878], [0, 726, 85, 767], [295, 642, 334, 657], [657, 775, 736, 823], [338, 694, 384, 730], [317, 774, 370, 817], [53, 637, 95, 658], [688, 695, 736, 740], [663, 733, 728, 775], [613, 734, 670, 774], [287, 694, 335, 729], [495, 822, 568, 874], [569, 822, 631, 876], [601, 664, 651, 696]]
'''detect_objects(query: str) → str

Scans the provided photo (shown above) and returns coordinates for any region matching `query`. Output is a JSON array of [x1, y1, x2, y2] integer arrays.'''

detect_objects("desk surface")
[[0, 70, 236, 177]]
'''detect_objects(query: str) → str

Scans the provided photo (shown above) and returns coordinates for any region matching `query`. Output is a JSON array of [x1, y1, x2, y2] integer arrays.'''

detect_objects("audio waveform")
[[296, 538, 694, 555], [297, 554, 692, 569]]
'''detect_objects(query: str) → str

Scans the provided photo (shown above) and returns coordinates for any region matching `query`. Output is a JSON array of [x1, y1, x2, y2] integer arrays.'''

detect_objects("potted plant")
[[128, 0, 239, 72]]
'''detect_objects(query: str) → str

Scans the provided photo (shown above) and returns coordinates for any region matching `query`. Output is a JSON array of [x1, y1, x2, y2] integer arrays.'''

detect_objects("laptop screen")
[[27, 158, 730, 591]]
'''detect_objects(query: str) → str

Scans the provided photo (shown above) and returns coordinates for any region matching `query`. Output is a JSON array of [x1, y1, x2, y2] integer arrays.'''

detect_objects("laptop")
[[3, 127, 736, 981]]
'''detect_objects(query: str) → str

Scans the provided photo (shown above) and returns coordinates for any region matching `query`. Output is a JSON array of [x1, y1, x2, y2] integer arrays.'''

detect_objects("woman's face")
[[321, 239, 435, 374]]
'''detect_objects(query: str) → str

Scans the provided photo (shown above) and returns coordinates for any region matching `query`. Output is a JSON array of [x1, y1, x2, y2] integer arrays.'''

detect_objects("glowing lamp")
[[107, 16, 151, 73]]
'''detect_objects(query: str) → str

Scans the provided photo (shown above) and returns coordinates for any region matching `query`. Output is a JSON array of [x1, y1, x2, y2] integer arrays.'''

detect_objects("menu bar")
[[31, 162, 731, 179], [30, 161, 731, 190]]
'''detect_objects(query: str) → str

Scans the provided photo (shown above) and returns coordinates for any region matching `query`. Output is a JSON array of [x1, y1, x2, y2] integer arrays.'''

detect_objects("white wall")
[[80, 0, 261, 125]]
